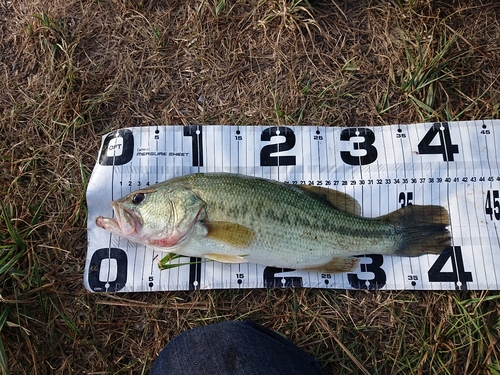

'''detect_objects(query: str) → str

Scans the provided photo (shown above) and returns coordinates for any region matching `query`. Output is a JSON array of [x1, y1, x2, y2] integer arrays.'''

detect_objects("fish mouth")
[[95, 203, 140, 236]]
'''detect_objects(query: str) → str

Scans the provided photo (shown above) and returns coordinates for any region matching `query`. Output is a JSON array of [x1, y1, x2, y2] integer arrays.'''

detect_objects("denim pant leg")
[[149, 320, 324, 375]]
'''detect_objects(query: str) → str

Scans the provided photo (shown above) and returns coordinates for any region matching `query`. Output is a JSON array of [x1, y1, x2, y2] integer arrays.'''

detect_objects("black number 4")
[[427, 246, 472, 290], [418, 123, 459, 161]]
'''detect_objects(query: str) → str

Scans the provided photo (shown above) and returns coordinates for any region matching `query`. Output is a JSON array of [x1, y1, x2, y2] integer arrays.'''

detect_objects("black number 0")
[[88, 248, 128, 292]]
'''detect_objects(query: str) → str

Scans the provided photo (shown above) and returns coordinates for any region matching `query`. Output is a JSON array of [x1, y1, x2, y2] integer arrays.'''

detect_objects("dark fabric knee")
[[149, 320, 324, 375]]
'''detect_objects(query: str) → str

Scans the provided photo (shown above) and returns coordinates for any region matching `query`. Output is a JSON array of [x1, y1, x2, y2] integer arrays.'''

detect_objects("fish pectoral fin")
[[203, 253, 249, 264], [295, 185, 361, 216], [303, 257, 360, 274], [204, 221, 255, 248]]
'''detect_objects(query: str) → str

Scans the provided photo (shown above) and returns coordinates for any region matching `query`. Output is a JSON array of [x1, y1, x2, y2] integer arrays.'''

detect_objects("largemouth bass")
[[95, 173, 451, 273]]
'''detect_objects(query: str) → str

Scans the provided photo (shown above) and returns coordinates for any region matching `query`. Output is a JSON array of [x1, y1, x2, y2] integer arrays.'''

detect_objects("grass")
[[0, 0, 499, 373]]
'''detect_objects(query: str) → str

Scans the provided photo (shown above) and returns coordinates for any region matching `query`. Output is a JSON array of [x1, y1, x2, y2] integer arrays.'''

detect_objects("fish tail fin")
[[381, 205, 451, 256]]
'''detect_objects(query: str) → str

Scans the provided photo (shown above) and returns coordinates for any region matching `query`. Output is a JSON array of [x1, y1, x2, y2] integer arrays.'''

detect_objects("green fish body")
[[96, 173, 451, 273]]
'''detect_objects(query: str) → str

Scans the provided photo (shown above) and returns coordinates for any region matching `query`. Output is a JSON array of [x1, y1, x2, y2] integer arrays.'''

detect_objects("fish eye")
[[131, 193, 145, 204]]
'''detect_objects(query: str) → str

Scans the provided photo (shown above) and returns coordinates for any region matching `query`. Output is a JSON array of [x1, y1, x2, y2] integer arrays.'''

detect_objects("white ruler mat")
[[85, 121, 500, 292]]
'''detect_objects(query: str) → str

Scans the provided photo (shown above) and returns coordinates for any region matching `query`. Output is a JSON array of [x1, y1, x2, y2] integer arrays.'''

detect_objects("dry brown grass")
[[1, 0, 500, 373]]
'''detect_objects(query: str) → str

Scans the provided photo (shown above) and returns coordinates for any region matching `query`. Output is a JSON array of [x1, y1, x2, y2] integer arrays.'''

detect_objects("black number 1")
[[184, 126, 203, 167]]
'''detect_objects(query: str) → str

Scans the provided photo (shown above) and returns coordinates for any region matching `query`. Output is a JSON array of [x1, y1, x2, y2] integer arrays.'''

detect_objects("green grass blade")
[[488, 364, 500, 375], [50, 300, 79, 335], [408, 94, 435, 114], [0, 203, 26, 252], [158, 253, 207, 270], [0, 308, 8, 331], [0, 308, 9, 375], [0, 248, 26, 276], [0, 335, 8, 375]]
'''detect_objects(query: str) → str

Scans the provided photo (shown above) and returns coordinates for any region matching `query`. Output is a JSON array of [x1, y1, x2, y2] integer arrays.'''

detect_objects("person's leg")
[[150, 320, 324, 375]]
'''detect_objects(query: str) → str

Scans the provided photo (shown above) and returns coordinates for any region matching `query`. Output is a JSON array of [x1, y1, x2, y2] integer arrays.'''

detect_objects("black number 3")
[[340, 128, 378, 165], [347, 254, 386, 290]]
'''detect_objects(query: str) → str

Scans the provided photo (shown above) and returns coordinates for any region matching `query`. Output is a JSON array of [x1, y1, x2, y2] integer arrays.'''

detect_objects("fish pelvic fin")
[[303, 257, 360, 274], [204, 221, 255, 248], [382, 205, 451, 256], [203, 253, 248, 263]]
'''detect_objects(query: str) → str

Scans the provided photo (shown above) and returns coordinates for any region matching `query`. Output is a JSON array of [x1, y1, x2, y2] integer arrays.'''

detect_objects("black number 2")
[[263, 267, 303, 288], [260, 127, 296, 166]]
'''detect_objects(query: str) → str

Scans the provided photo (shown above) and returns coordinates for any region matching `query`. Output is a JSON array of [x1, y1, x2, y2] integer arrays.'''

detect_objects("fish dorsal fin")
[[295, 185, 361, 216], [204, 221, 255, 248]]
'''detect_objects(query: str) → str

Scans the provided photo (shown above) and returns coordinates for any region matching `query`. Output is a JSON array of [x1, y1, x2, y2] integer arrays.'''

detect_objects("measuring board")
[[85, 121, 500, 292]]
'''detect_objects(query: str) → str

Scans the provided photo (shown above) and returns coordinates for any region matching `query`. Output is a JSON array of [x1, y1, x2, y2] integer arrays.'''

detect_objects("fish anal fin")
[[204, 253, 248, 263], [205, 221, 255, 248], [295, 185, 361, 216], [303, 257, 360, 274]]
